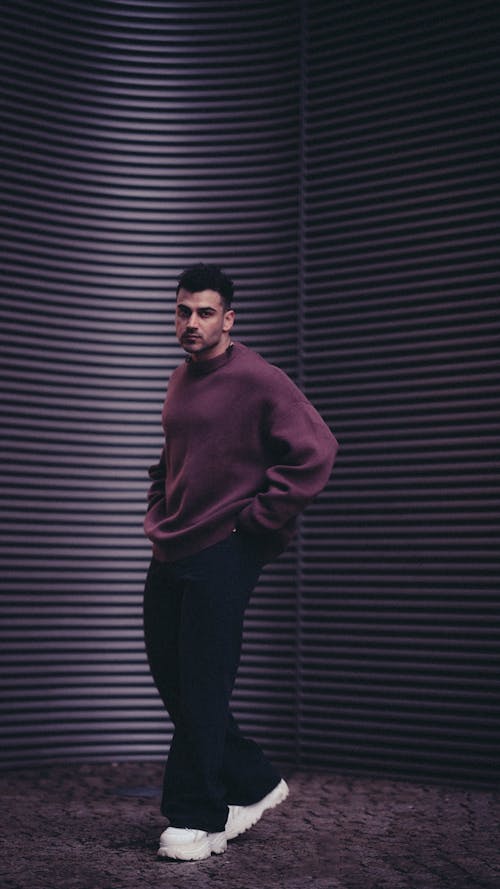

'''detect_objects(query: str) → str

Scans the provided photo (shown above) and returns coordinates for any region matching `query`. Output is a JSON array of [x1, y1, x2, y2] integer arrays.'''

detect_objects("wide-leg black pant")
[[143, 530, 282, 833]]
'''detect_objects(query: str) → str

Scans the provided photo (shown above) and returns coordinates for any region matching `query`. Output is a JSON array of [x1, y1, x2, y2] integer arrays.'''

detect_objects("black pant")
[[143, 531, 282, 833]]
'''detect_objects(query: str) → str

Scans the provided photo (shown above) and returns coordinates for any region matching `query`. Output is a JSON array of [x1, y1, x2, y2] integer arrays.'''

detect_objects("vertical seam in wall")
[[295, 0, 308, 769]]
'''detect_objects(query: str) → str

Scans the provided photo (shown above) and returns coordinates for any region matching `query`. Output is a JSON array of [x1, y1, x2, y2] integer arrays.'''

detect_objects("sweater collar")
[[186, 342, 235, 375]]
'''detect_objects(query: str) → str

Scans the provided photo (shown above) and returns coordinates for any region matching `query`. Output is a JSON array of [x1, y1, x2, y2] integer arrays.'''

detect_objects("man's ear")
[[223, 310, 235, 333]]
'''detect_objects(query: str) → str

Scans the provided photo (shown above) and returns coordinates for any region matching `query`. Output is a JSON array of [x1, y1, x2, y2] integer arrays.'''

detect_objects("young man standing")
[[143, 264, 338, 860]]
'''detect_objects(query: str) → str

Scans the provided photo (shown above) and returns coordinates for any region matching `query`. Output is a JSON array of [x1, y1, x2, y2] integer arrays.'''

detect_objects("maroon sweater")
[[144, 342, 338, 562]]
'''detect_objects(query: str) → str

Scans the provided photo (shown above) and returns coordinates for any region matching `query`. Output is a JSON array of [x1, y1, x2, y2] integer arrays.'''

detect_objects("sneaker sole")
[[225, 779, 289, 840], [158, 831, 227, 861]]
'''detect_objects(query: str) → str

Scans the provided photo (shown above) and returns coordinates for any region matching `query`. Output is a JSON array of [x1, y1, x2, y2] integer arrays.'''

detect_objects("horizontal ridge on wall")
[[0, 0, 301, 768]]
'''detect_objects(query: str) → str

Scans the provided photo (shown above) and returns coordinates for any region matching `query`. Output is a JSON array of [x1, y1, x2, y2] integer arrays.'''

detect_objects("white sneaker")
[[157, 826, 227, 861], [225, 779, 289, 840]]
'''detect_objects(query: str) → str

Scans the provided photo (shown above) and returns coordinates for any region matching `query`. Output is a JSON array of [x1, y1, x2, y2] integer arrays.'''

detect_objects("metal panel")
[[300, 0, 500, 783], [0, 1, 301, 767]]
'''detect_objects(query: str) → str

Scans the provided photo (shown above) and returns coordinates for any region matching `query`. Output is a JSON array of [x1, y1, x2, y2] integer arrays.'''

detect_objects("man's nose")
[[187, 313, 198, 327]]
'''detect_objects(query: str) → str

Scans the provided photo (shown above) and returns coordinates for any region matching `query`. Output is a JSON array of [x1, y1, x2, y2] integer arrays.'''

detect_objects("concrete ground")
[[0, 762, 498, 889]]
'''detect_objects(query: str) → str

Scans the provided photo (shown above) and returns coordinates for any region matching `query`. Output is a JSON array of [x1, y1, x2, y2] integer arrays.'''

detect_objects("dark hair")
[[176, 263, 234, 310]]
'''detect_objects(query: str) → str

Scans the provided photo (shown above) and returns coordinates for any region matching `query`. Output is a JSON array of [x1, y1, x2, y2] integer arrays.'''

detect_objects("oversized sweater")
[[144, 342, 338, 563]]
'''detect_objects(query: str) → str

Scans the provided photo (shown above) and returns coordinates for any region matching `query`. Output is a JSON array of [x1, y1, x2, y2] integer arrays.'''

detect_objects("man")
[[143, 264, 338, 861]]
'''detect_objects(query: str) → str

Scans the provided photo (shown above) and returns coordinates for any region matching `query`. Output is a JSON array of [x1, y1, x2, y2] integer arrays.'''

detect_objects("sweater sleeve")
[[236, 398, 338, 536], [146, 446, 166, 509]]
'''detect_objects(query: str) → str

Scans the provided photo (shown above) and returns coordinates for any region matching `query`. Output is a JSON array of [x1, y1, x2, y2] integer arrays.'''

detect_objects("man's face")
[[175, 288, 235, 362]]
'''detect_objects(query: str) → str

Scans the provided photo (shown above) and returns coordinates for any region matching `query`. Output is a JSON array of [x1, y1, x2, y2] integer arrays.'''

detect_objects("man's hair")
[[176, 263, 235, 310]]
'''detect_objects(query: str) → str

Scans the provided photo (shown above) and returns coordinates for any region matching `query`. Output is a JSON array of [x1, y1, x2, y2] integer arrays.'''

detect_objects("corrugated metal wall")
[[300, 0, 500, 783], [1, 0, 499, 783], [0, 0, 301, 768]]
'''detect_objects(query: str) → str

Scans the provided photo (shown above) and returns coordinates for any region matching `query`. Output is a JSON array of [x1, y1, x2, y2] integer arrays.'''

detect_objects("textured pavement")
[[1, 762, 499, 889]]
